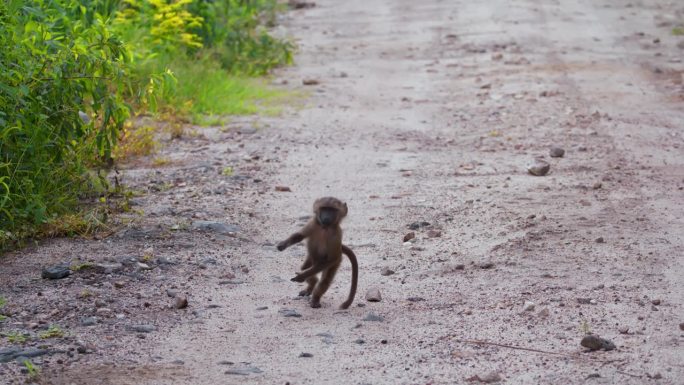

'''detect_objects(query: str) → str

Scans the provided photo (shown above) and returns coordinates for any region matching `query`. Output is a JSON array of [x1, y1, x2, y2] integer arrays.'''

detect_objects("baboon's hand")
[[276, 241, 287, 251], [291, 274, 306, 283]]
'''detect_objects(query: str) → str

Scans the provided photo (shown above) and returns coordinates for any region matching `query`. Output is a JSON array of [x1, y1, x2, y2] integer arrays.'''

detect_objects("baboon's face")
[[313, 197, 348, 227]]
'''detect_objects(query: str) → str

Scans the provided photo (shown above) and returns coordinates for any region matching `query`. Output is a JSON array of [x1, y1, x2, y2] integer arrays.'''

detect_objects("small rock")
[[408, 221, 430, 230], [479, 262, 495, 269], [354, 339, 365, 344], [380, 268, 395, 276], [279, 309, 302, 318], [363, 312, 384, 322], [403, 232, 415, 242], [549, 147, 565, 158], [137, 262, 152, 270], [592, 182, 602, 190], [113, 281, 125, 289], [191, 221, 240, 235], [523, 301, 535, 311], [365, 287, 382, 302], [127, 324, 156, 333], [94, 299, 106, 308], [537, 308, 550, 318], [274, 186, 292, 192], [166, 289, 178, 298], [95, 308, 112, 316], [80, 317, 97, 327], [577, 298, 592, 305], [585, 373, 601, 379], [41, 265, 70, 280], [618, 326, 629, 334], [580, 335, 616, 351], [679, 322, 684, 331], [299, 352, 313, 358], [651, 299, 661, 305], [466, 371, 502, 383], [92, 263, 124, 274], [174, 296, 188, 309], [407, 297, 425, 302], [595, 237, 605, 243], [302, 78, 320, 85], [256, 306, 268, 311], [527, 159, 550, 176], [427, 229, 442, 238]]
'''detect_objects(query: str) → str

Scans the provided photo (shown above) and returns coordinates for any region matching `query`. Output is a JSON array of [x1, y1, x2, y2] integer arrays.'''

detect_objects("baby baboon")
[[277, 197, 358, 309]]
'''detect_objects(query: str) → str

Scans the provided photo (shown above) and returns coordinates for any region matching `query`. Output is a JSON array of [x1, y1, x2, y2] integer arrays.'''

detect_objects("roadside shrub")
[[0, 0, 135, 246]]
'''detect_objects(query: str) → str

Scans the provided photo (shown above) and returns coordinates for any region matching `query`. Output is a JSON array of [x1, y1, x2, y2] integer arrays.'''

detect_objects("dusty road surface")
[[2, 0, 684, 384]]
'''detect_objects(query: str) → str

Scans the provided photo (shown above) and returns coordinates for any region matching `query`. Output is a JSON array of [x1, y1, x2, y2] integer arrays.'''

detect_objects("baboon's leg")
[[310, 262, 341, 308], [298, 258, 318, 296]]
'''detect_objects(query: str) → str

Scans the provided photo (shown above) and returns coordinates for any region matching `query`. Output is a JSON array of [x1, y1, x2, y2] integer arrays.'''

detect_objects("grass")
[[0, 296, 6, 322], [170, 60, 292, 118], [5, 331, 28, 344], [672, 27, 684, 36], [39, 325, 65, 339]]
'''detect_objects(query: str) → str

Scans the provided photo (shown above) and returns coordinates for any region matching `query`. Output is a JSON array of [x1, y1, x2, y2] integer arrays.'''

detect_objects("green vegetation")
[[22, 359, 41, 380], [0, 296, 6, 321], [39, 325, 66, 339], [5, 331, 29, 344], [1, 0, 294, 250], [672, 27, 684, 36]]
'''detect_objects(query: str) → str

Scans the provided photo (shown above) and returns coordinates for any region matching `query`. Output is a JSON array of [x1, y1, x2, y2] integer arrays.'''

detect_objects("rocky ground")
[[1, 0, 684, 384]]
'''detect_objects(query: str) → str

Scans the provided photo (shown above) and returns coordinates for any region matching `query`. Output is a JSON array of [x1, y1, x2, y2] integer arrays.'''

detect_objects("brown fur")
[[276, 197, 358, 309]]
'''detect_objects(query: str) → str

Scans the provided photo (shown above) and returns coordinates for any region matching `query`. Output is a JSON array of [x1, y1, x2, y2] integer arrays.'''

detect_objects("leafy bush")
[[0, 0, 134, 246], [0, 0, 293, 249]]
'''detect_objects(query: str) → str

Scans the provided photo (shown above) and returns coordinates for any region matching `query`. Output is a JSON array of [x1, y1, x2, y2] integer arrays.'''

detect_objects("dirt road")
[[2, 0, 684, 384]]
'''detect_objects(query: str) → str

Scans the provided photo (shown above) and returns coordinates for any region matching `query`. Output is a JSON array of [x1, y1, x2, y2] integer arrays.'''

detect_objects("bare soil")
[[2, 0, 684, 384]]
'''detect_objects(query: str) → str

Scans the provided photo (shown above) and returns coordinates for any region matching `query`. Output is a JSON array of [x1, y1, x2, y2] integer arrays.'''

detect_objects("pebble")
[[92, 263, 124, 274], [592, 182, 602, 190], [479, 262, 495, 269], [580, 335, 616, 351], [137, 262, 152, 270], [618, 326, 629, 334], [537, 308, 550, 317], [365, 287, 382, 302], [595, 237, 605, 243], [577, 298, 592, 305], [191, 221, 240, 235], [274, 186, 292, 192], [403, 232, 415, 242], [80, 317, 97, 326], [354, 339, 365, 344], [256, 306, 268, 311], [407, 297, 425, 302], [426, 229, 442, 238], [113, 281, 125, 289], [549, 147, 565, 158], [466, 371, 502, 383], [299, 352, 313, 358], [679, 322, 684, 331], [166, 289, 178, 298], [174, 296, 188, 309], [363, 312, 384, 322], [527, 159, 550, 176], [302, 79, 320, 86], [127, 324, 156, 333], [651, 299, 661, 306], [41, 266, 70, 280], [380, 268, 395, 276], [523, 301, 535, 311], [95, 308, 112, 316], [279, 309, 302, 318], [408, 221, 430, 230]]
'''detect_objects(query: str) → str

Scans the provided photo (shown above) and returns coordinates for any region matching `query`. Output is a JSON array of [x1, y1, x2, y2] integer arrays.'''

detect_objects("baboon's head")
[[313, 197, 348, 227]]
